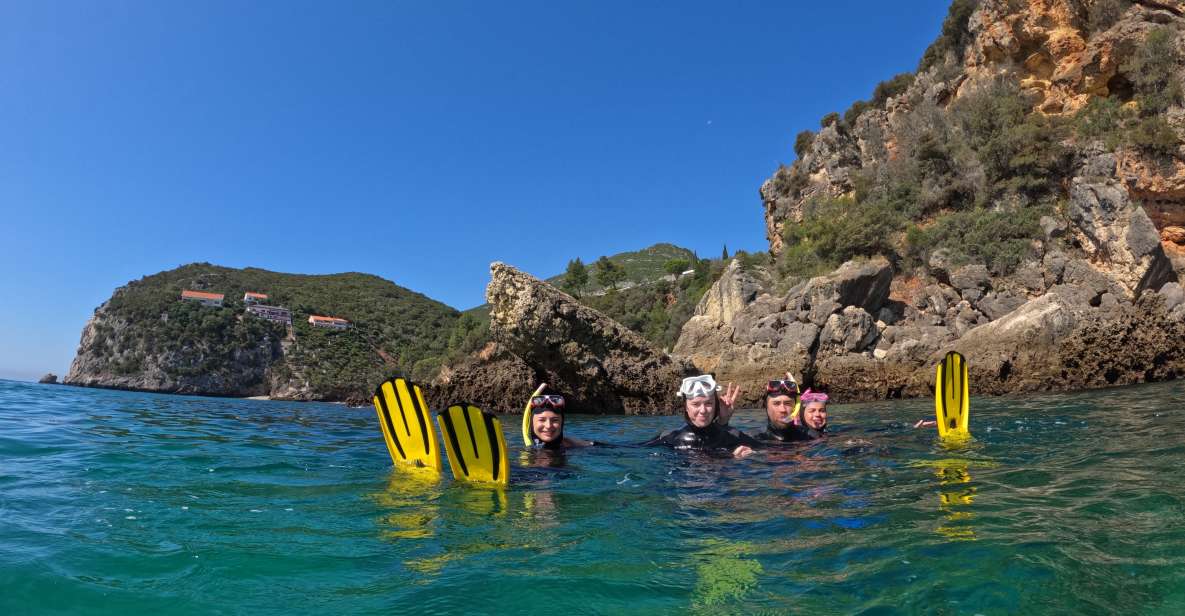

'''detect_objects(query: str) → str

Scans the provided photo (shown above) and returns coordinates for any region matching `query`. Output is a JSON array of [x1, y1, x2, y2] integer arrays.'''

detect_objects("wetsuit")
[[642, 422, 761, 453], [532, 437, 598, 451], [753, 422, 825, 443]]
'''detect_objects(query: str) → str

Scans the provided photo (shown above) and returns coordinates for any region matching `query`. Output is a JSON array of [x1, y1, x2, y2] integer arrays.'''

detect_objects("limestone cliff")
[[678, 0, 1185, 403], [65, 263, 461, 402]]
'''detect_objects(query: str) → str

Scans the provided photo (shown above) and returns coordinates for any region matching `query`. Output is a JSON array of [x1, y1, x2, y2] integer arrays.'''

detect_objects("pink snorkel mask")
[[800, 389, 829, 404]]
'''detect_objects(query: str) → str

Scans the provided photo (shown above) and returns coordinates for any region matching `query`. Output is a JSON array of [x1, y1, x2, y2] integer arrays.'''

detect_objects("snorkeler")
[[522, 384, 596, 450], [752, 373, 803, 443], [793, 389, 830, 440], [642, 375, 758, 458]]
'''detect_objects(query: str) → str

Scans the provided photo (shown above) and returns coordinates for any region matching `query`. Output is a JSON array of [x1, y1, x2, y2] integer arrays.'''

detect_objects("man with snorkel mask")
[[642, 374, 759, 458]]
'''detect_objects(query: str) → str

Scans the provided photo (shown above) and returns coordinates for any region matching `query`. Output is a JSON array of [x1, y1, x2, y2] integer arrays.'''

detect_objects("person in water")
[[793, 388, 830, 440], [753, 373, 804, 443], [525, 391, 596, 450], [643, 374, 758, 458]]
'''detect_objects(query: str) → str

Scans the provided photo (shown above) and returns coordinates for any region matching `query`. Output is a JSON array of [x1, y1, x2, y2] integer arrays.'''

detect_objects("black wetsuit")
[[753, 422, 825, 443], [643, 423, 761, 453]]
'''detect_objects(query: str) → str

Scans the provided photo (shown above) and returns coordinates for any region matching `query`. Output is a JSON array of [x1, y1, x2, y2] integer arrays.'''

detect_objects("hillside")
[[544, 243, 698, 293], [65, 263, 464, 401], [672, 0, 1185, 403]]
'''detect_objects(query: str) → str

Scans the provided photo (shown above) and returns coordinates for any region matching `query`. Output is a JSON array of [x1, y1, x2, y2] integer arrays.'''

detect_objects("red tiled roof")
[[309, 315, 349, 323], [181, 290, 224, 301]]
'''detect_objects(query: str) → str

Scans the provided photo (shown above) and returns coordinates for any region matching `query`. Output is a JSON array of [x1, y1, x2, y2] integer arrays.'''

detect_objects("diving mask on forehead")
[[678, 375, 720, 399]]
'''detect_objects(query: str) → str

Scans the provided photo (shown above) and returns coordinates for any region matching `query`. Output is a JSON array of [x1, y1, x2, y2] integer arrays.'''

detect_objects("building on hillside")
[[246, 304, 292, 325], [243, 292, 269, 305], [180, 290, 224, 307], [308, 315, 351, 330]]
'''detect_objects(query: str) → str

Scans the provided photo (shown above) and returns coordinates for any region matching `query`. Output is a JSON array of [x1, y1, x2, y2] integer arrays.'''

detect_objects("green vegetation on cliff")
[[94, 263, 462, 397]]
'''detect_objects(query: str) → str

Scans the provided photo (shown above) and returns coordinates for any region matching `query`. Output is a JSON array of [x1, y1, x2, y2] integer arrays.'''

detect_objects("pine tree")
[[594, 256, 625, 291], [721, 244, 729, 261], [561, 258, 589, 295]]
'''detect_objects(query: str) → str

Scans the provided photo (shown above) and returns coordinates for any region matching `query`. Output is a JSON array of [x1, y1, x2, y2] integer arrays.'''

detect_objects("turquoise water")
[[3, 380, 1185, 615]]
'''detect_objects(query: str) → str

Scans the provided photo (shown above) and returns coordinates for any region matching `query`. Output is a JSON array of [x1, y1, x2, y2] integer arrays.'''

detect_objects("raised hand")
[[716, 382, 742, 425]]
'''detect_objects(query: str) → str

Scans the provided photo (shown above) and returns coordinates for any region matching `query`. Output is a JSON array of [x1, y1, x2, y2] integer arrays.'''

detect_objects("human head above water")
[[763, 377, 799, 429], [529, 393, 566, 444], [800, 389, 829, 431], [679, 374, 720, 428]]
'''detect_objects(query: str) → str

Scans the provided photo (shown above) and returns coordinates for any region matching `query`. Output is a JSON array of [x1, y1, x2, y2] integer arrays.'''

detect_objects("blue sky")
[[0, 0, 952, 380]]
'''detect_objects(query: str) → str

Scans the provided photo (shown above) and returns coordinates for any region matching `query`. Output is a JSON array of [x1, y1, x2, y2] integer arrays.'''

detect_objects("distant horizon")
[[0, 0, 953, 380]]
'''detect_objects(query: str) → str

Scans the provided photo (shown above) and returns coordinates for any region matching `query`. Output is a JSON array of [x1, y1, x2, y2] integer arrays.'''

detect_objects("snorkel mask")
[[678, 375, 720, 429], [528, 394, 566, 447], [798, 388, 829, 431], [678, 374, 721, 399]]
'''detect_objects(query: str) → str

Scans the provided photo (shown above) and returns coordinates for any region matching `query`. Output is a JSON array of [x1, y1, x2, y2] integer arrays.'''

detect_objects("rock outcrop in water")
[[38, 373, 58, 384], [431, 263, 696, 414]]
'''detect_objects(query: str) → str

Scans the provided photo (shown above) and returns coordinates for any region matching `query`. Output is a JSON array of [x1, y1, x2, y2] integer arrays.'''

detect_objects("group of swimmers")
[[524, 373, 833, 458]]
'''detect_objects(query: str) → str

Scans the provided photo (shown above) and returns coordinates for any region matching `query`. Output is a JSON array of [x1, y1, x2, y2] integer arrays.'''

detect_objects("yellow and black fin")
[[935, 351, 971, 440], [438, 404, 509, 486], [373, 377, 442, 472]]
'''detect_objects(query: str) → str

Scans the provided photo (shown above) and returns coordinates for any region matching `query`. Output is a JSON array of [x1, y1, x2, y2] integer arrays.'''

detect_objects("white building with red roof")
[[180, 290, 224, 307], [243, 292, 269, 305], [308, 315, 351, 330]]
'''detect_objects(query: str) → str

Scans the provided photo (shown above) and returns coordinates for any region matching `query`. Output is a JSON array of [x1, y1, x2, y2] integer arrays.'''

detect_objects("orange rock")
[[1163, 226, 1185, 245]]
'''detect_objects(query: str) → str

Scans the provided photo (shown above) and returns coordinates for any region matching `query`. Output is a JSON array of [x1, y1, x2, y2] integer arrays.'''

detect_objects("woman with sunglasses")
[[523, 384, 596, 450], [642, 374, 758, 458]]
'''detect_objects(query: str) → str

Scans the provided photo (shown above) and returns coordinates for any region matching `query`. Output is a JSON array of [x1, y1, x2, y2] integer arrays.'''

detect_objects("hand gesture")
[[715, 382, 742, 425], [732, 445, 755, 458]]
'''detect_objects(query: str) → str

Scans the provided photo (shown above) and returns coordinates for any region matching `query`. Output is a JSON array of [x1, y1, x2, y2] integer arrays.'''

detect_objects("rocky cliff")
[[673, 0, 1185, 403], [429, 263, 697, 414], [65, 263, 462, 403]]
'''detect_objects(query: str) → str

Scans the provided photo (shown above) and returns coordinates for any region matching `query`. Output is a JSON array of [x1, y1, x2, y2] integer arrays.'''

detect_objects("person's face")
[[685, 395, 716, 428], [531, 410, 563, 443], [765, 394, 797, 428], [803, 402, 827, 430]]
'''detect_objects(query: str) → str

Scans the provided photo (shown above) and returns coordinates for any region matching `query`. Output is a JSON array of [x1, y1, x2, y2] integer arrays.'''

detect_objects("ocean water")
[[2, 379, 1185, 615]]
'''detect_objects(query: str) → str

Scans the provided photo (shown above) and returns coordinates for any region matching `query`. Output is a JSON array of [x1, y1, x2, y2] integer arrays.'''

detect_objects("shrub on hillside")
[[794, 130, 816, 158], [1123, 27, 1182, 115], [918, 0, 980, 73], [777, 196, 904, 279], [873, 73, 915, 106], [906, 205, 1045, 275]]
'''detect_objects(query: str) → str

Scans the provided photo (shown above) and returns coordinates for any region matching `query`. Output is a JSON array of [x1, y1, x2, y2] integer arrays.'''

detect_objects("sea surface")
[[3, 379, 1185, 615]]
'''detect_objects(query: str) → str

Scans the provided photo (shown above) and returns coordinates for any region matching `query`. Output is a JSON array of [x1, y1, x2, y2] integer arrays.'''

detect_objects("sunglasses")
[[530, 395, 566, 410], [765, 379, 799, 395]]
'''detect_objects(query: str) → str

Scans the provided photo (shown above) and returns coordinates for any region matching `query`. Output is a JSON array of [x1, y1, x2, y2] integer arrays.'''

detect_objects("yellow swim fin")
[[438, 404, 510, 486], [373, 377, 442, 473], [935, 351, 970, 440]]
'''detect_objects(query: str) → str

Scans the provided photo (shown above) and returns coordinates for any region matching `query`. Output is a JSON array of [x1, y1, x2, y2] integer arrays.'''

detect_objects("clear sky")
[[0, 0, 952, 381]]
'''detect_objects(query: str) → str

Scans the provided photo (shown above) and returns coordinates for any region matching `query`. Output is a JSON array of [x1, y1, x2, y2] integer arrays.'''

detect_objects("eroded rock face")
[[486, 262, 696, 414], [428, 342, 537, 412], [1068, 176, 1176, 296], [65, 305, 281, 397]]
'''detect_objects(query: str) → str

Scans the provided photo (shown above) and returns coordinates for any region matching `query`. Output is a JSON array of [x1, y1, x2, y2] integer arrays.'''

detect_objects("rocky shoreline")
[[62, 0, 1185, 412]]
